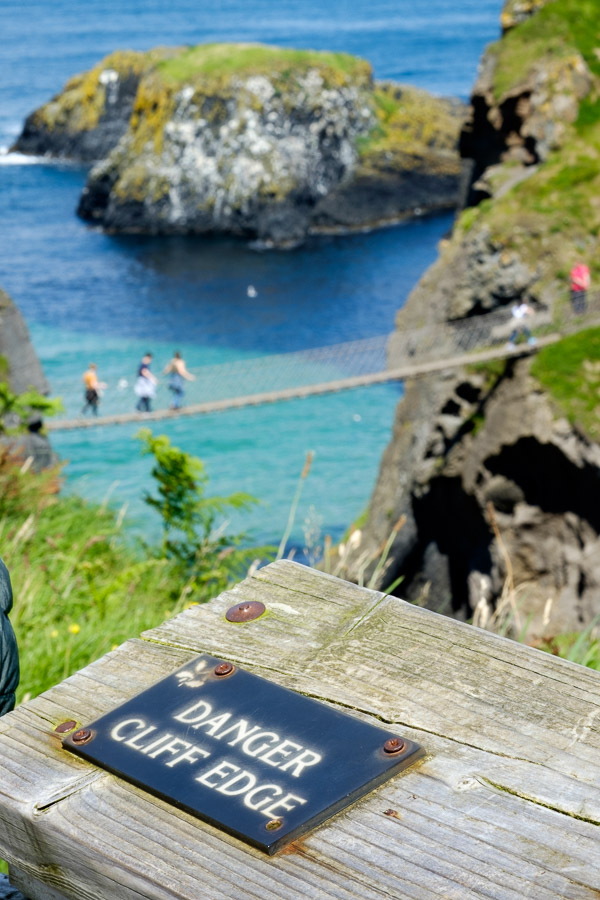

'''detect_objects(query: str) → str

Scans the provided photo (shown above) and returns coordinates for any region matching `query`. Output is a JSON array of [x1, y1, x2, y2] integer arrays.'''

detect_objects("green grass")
[[0, 442, 261, 705], [3, 469, 182, 704], [533, 619, 600, 669], [156, 43, 371, 86], [530, 327, 600, 437]]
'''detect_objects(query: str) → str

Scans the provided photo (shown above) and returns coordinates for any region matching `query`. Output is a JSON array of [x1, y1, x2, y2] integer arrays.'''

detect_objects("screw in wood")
[[225, 600, 266, 622], [265, 819, 283, 831], [383, 737, 405, 755], [214, 662, 235, 677], [71, 729, 93, 745]]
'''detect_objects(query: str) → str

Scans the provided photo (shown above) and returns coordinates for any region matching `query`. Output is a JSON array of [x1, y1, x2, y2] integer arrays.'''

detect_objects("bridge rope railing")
[[387, 289, 600, 367], [45, 290, 600, 430]]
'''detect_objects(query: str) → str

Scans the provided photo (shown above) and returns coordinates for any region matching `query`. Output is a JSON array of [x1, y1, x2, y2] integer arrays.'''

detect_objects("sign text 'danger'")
[[64, 654, 423, 853]]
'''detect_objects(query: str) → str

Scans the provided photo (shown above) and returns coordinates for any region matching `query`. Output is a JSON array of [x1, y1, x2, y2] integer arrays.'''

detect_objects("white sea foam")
[[0, 148, 45, 165], [0, 148, 82, 167]]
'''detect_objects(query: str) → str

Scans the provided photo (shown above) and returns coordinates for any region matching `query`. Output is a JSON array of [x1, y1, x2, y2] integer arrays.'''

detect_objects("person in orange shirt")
[[81, 363, 106, 416]]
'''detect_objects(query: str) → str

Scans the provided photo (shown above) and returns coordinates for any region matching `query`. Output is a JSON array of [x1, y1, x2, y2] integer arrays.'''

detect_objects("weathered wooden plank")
[[1, 560, 599, 899]]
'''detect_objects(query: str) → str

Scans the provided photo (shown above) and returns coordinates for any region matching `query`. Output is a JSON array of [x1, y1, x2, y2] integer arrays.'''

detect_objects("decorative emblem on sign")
[[63, 654, 423, 853], [174, 658, 210, 688]]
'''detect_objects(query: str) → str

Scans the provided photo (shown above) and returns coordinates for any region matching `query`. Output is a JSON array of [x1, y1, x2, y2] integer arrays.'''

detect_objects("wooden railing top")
[[1, 560, 599, 898]]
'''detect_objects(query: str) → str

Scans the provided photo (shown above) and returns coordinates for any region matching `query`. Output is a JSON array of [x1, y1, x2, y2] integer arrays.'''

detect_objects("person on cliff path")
[[134, 353, 158, 413], [162, 351, 195, 410], [570, 262, 590, 314], [507, 301, 536, 350], [81, 363, 106, 416]]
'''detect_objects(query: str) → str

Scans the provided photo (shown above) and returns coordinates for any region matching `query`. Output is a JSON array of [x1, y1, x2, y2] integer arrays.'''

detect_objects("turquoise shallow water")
[[0, 0, 503, 550]]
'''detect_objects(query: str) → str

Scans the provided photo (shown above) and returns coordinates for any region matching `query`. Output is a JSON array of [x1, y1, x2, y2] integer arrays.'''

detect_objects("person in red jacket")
[[570, 262, 590, 314]]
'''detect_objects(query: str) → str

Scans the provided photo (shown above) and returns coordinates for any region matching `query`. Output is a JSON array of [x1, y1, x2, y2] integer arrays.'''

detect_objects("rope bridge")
[[45, 293, 600, 431]]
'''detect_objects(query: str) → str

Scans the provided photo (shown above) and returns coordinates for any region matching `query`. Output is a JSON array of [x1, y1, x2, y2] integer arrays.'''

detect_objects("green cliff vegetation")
[[357, 83, 466, 174], [0, 381, 61, 431], [531, 327, 600, 438], [455, 0, 600, 295], [156, 43, 372, 87], [492, 0, 600, 105]]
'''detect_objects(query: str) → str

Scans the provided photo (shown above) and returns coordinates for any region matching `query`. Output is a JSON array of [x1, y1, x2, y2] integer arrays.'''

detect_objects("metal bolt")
[[225, 600, 266, 622], [265, 819, 283, 831], [54, 720, 77, 734], [71, 729, 93, 745], [214, 661, 235, 677], [383, 737, 405, 755]]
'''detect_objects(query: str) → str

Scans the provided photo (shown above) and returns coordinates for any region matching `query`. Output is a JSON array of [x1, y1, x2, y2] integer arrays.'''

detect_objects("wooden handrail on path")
[[1, 560, 599, 898]]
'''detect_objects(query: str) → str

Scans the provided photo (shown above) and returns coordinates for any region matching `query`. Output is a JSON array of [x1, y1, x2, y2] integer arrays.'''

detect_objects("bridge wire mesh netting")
[[47, 290, 600, 427], [186, 335, 389, 404]]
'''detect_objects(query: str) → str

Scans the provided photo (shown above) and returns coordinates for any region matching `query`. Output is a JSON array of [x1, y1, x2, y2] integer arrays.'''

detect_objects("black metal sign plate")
[[63, 654, 423, 853]]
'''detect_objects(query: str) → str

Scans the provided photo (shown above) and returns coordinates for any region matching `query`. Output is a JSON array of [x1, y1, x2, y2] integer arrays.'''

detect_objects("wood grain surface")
[[1, 560, 599, 899]]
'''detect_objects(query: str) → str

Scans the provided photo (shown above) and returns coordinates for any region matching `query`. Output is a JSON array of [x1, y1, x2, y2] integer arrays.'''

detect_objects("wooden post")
[[0, 560, 599, 898]]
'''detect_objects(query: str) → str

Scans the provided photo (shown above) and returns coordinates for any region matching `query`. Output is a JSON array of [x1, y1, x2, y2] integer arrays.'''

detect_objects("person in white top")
[[507, 301, 536, 350]]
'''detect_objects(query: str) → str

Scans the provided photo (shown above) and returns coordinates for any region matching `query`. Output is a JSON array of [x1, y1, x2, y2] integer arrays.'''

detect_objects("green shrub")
[[2, 430, 268, 705]]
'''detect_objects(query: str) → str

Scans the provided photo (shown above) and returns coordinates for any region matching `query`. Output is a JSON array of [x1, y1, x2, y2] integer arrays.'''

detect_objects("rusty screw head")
[[214, 661, 235, 678], [71, 729, 93, 745], [54, 720, 77, 734], [383, 737, 405, 755], [225, 600, 266, 623], [265, 818, 283, 831]]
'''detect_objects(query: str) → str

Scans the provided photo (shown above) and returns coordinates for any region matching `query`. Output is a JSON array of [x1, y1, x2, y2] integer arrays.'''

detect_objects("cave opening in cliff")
[[401, 476, 494, 616], [486, 437, 600, 531], [459, 91, 538, 207]]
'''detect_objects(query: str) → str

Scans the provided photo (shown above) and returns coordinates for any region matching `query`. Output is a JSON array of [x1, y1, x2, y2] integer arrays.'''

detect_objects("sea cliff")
[[0, 287, 54, 472], [341, 0, 600, 638], [0, 288, 48, 397], [13, 44, 467, 245]]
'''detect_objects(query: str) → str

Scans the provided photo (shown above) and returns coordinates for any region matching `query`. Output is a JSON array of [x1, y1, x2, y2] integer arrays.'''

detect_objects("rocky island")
[[13, 44, 467, 245], [341, 0, 600, 639]]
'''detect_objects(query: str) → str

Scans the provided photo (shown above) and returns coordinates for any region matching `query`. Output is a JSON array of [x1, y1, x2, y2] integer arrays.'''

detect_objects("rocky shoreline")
[[13, 46, 467, 245]]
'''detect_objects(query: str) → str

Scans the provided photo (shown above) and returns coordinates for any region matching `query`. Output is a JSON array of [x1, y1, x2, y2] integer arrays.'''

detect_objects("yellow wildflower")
[[68, 623, 81, 635]]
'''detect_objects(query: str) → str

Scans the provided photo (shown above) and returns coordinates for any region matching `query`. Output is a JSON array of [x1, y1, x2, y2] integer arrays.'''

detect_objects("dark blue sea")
[[0, 0, 502, 548]]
